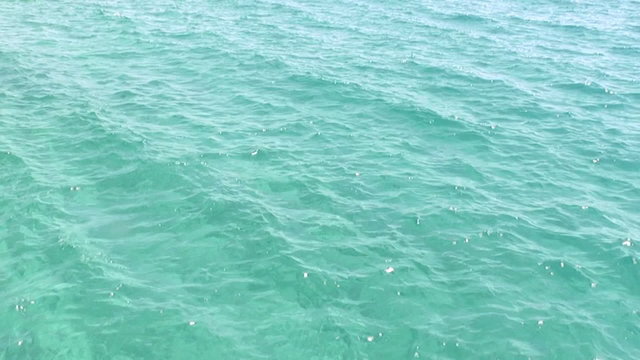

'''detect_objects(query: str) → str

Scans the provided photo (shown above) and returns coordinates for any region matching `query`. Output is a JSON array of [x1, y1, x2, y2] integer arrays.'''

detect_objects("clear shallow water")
[[1, 0, 639, 358]]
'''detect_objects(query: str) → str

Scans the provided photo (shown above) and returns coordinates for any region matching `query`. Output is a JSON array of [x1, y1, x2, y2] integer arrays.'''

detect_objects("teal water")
[[1, 0, 639, 358]]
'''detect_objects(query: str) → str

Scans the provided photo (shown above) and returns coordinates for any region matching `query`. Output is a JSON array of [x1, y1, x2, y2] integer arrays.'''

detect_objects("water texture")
[[1, 0, 639, 358]]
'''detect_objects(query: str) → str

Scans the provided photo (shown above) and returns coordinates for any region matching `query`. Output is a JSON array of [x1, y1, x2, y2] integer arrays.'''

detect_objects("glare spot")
[[367, 336, 374, 342], [188, 321, 196, 326], [251, 149, 259, 156], [538, 320, 544, 326], [17, 340, 23, 346], [355, 172, 361, 176], [303, 272, 308, 278]]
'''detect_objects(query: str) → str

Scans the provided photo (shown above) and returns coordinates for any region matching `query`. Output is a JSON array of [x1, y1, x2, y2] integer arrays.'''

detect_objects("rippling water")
[[1, 0, 639, 358]]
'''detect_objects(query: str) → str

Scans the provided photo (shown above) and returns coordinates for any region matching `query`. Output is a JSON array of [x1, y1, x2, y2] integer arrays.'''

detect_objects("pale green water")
[[1, 0, 639, 358]]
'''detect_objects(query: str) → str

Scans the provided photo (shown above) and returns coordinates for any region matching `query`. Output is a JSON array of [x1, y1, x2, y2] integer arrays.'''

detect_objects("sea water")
[[1, 0, 639, 358]]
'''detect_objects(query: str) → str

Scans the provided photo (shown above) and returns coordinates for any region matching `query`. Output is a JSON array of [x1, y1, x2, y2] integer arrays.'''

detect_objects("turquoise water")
[[1, 0, 639, 358]]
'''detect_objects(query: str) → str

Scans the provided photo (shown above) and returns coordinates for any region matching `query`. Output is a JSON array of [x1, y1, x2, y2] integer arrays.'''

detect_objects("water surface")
[[1, 0, 639, 358]]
